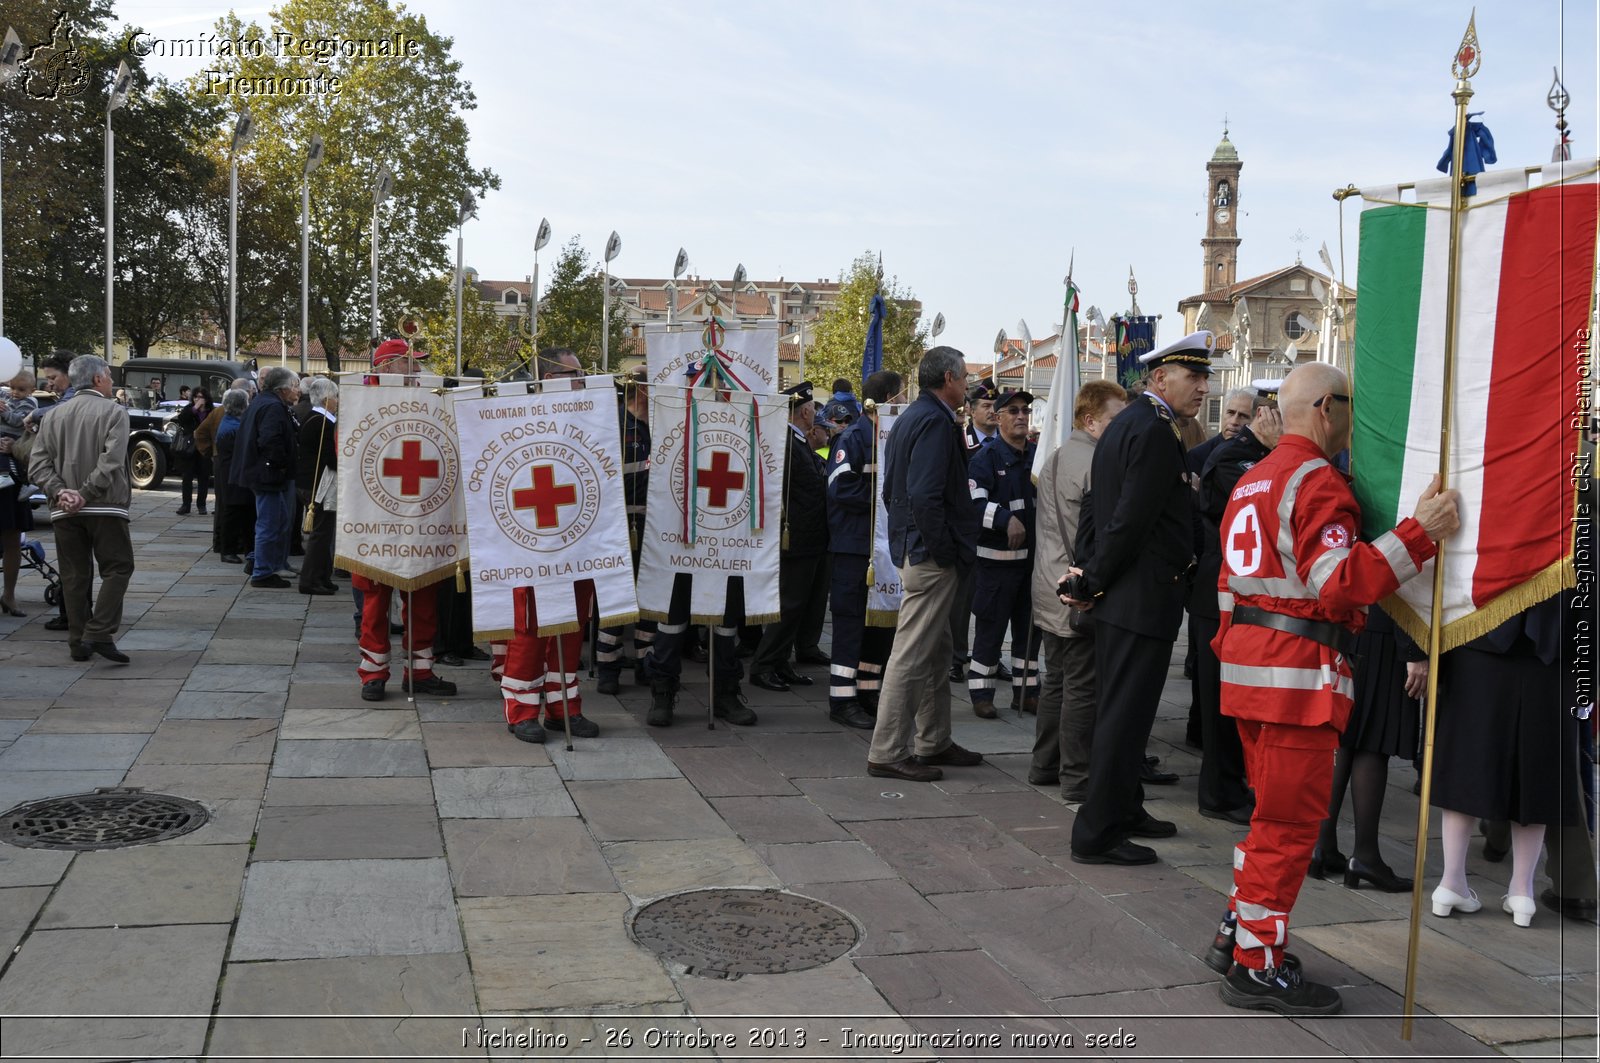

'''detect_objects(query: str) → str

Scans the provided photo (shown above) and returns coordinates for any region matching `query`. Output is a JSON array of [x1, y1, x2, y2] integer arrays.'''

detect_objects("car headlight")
[[163, 420, 179, 438]]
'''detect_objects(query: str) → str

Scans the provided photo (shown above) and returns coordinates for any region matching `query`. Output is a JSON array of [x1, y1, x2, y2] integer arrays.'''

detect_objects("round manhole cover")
[[631, 889, 858, 978], [0, 789, 209, 851]]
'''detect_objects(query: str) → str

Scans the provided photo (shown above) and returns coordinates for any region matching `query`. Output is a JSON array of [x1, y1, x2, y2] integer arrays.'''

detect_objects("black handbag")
[[171, 427, 196, 457]]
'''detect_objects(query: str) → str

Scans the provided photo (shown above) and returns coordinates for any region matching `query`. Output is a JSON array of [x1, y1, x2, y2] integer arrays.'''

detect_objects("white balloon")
[[0, 338, 21, 383]]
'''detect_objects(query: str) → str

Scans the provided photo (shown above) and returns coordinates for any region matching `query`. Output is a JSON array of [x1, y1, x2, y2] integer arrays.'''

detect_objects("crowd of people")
[[0, 336, 1593, 1020]]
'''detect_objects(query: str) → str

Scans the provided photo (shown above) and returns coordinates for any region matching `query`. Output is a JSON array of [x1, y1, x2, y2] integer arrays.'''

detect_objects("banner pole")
[[1402, 16, 1477, 1039], [405, 589, 415, 704], [555, 636, 575, 752], [707, 625, 716, 731]]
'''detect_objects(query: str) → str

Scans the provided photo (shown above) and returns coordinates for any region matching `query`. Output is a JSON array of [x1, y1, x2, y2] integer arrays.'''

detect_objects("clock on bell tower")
[[1202, 128, 1242, 292]]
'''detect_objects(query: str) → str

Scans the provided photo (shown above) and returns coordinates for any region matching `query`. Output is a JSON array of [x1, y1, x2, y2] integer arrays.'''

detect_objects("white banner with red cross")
[[638, 385, 786, 624], [450, 377, 637, 640], [643, 318, 779, 393], [334, 377, 468, 591], [866, 404, 905, 625]]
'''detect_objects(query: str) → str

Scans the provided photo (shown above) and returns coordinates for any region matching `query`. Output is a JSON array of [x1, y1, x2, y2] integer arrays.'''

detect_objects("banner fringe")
[[1387, 555, 1573, 653], [534, 619, 584, 638], [865, 609, 902, 628], [474, 627, 516, 642], [638, 608, 671, 623], [334, 555, 458, 592], [596, 610, 641, 630]]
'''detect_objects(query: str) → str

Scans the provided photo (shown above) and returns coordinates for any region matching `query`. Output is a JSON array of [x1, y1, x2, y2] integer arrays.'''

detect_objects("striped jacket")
[[968, 437, 1036, 566], [1214, 434, 1436, 729]]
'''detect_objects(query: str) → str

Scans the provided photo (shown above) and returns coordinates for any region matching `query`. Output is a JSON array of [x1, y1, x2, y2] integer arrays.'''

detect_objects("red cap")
[[372, 338, 412, 368]]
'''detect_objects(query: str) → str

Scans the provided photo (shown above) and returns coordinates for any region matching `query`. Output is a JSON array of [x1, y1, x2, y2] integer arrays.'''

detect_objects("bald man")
[[1205, 362, 1461, 1016]]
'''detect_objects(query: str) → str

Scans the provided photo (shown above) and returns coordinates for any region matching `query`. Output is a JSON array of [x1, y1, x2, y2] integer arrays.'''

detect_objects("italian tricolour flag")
[[1352, 160, 1598, 650]]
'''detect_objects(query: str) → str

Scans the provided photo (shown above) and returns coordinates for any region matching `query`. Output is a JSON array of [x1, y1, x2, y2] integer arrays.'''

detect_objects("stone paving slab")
[[38, 843, 249, 927], [115, 627, 214, 651], [265, 775, 437, 806], [798, 879, 979, 957], [443, 818, 616, 897], [854, 949, 1074, 1052], [279, 707, 422, 740], [755, 840, 898, 885], [272, 737, 429, 777], [849, 816, 1075, 894], [422, 722, 553, 767], [181, 663, 292, 693], [26, 701, 170, 733], [795, 776, 976, 821], [135, 719, 278, 765], [0, 697, 51, 720], [56, 677, 183, 708], [1050, 981, 1335, 1058], [664, 745, 804, 797], [434, 766, 577, 818], [2, 666, 87, 698], [1290, 982, 1505, 1058], [568, 779, 733, 841], [0, 733, 148, 772], [209, 952, 484, 1060], [0, 924, 229, 1060], [459, 893, 679, 1010], [0, 886, 50, 955], [166, 689, 288, 719], [547, 738, 684, 781], [707, 796, 854, 844], [741, 732, 877, 780], [232, 857, 463, 960], [253, 804, 444, 860], [603, 838, 782, 899], [0, 844, 74, 888]]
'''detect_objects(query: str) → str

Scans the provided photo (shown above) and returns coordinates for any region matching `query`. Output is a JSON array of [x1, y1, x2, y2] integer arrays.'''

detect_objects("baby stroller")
[[19, 534, 63, 609]]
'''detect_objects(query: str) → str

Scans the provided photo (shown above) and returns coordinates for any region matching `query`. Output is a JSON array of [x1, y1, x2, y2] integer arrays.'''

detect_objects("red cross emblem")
[[511, 464, 579, 530], [1226, 505, 1263, 575], [696, 450, 746, 508], [381, 439, 440, 498]]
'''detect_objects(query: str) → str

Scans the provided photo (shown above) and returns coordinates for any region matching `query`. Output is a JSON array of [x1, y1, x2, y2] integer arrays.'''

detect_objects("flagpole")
[[1402, 13, 1478, 1039]]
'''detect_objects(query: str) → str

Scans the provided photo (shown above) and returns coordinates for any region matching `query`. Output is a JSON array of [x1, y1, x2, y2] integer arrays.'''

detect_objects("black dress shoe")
[[1200, 804, 1255, 826], [749, 671, 790, 692], [462, 646, 493, 661], [549, 714, 600, 738], [868, 758, 942, 782], [44, 615, 69, 631], [596, 675, 621, 694], [949, 664, 965, 683], [1541, 888, 1600, 924], [220, 554, 243, 564], [403, 675, 457, 696], [436, 652, 465, 667], [828, 701, 875, 729], [1140, 761, 1180, 785], [775, 665, 813, 687], [299, 585, 336, 596], [1028, 770, 1060, 786], [1071, 841, 1158, 866], [914, 741, 983, 767], [69, 643, 91, 661], [1307, 846, 1349, 880], [1127, 813, 1178, 838], [87, 641, 130, 664], [509, 719, 546, 744], [794, 650, 831, 666], [360, 680, 386, 702], [1343, 857, 1413, 893], [251, 574, 291, 589], [995, 663, 1013, 682]]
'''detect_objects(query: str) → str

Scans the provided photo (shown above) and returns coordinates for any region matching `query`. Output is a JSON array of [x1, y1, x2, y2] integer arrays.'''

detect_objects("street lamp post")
[[453, 191, 476, 376], [601, 231, 621, 372], [300, 135, 323, 374], [668, 247, 688, 326], [104, 60, 132, 361], [227, 109, 253, 363], [0, 28, 24, 339], [529, 217, 550, 355], [370, 165, 393, 350]]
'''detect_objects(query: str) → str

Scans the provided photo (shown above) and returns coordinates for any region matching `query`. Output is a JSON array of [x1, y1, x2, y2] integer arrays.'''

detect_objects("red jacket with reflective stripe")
[[1213, 434, 1436, 729]]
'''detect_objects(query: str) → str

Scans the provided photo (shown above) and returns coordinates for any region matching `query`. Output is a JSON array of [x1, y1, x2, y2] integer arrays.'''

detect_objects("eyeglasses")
[[1000, 407, 1031, 417], [1312, 393, 1350, 408]]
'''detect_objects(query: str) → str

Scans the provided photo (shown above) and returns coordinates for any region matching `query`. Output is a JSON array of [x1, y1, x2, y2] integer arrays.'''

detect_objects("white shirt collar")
[[312, 405, 336, 424]]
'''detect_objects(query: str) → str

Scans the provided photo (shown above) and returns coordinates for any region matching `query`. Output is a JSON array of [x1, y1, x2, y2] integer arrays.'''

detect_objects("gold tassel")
[[454, 559, 466, 593], [782, 524, 790, 551], [865, 561, 875, 586]]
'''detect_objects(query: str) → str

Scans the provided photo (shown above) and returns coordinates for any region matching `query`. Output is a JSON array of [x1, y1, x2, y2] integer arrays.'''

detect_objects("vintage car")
[[113, 358, 257, 490]]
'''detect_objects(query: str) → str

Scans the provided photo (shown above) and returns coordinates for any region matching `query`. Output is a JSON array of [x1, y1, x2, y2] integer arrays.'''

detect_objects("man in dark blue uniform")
[[966, 387, 1041, 718], [597, 369, 654, 697], [825, 371, 904, 730], [750, 382, 830, 692], [1062, 331, 1213, 865], [950, 380, 1000, 682]]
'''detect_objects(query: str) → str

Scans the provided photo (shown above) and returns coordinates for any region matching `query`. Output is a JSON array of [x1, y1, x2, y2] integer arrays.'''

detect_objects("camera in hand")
[[1057, 572, 1090, 602]]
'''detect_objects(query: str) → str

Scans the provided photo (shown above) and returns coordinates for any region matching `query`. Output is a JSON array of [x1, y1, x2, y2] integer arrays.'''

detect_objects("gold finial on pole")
[[1330, 184, 1361, 202], [1402, 9, 1478, 1042]]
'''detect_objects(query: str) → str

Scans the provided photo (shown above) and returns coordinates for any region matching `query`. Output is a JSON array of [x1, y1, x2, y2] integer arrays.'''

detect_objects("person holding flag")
[[595, 368, 654, 696]]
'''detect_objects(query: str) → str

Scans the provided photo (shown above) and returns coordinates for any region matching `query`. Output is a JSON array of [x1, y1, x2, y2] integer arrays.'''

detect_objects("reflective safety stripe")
[[1306, 547, 1350, 596], [1228, 574, 1311, 599], [1233, 845, 1246, 871], [1217, 590, 1235, 613], [360, 647, 389, 664], [970, 485, 990, 499], [712, 626, 737, 637], [830, 664, 857, 678], [968, 661, 996, 676], [827, 463, 858, 484], [1221, 662, 1354, 699], [1007, 498, 1028, 511], [984, 502, 1002, 528], [658, 623, 688, 634], [1235, 900, 1287, 923], [1374, 528, 1418, 582], [977, 545, 1029, 561], [862, 463, 878, 473]]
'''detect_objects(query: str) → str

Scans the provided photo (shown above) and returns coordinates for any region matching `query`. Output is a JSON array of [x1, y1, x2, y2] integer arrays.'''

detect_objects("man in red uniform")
[[355, 339, 457, 702], [1207, 362, 1461, 1015]]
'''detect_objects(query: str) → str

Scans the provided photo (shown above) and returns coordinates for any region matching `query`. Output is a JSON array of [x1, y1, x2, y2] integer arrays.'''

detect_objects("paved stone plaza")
[[0, 490, 1594, 1061]]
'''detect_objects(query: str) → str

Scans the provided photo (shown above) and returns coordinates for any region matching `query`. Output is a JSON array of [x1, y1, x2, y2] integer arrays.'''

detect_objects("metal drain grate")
[[0, 788, 209, 851], [631, 888, 858, 978]]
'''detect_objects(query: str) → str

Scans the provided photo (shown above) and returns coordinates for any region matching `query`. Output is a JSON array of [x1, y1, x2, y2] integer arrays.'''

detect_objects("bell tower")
[[1202, 128, 1242, 292]]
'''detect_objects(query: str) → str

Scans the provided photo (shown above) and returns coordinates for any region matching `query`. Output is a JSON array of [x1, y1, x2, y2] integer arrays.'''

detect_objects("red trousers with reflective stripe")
[[501, 584, 592, 726], [1230, 719, 1339, 970], [353, 574, 440, 683]]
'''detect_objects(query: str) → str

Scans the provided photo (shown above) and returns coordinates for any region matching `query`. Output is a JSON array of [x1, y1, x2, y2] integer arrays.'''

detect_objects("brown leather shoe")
[[867, 758, 943, 782], [971, 700, 998, 719], [915, 741, 983, 767]]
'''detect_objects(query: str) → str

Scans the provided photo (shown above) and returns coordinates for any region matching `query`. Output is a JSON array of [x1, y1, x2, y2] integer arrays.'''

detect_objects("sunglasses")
[[1000, 407, 1031, 417], [1312, 393, 1350, 408]]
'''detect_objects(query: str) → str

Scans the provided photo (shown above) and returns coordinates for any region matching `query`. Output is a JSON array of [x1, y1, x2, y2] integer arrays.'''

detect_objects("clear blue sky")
[[118, 1, 1599, 364]]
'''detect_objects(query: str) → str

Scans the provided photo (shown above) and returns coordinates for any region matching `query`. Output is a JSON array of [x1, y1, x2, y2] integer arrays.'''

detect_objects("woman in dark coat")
[[211, 389, 254, 563], [173, 389, 215, 515]]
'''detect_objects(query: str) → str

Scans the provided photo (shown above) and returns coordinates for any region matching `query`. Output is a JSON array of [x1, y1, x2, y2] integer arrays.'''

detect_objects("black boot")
[[713, 677, 757, 726], [648, 677, 677, 727]]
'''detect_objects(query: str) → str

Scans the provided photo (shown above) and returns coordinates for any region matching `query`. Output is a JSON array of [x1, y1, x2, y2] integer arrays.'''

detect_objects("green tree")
[[805, 252, 927, 394], [413, 278, 528, 380], [532, 237, 634, 372], [198, 0, 498, 371]]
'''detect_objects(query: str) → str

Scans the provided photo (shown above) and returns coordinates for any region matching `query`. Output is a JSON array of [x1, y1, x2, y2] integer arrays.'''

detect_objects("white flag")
[[866, 405, 904, 625]]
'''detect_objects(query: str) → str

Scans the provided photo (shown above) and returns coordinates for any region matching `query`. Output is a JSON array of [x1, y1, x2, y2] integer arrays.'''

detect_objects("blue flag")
[[1115, 315, 1158, 389], [861, 293, 886, 379]]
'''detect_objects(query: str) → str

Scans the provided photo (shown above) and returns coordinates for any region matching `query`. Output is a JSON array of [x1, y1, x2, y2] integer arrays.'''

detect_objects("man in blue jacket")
[[231, 366, 301, 589], [865, 347, 984, 782]]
